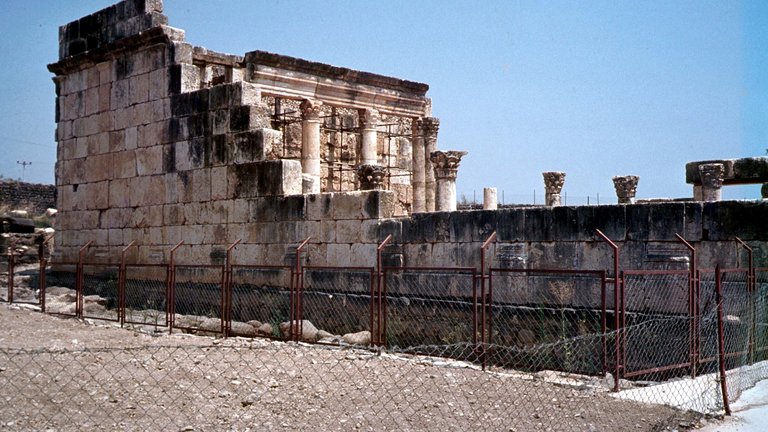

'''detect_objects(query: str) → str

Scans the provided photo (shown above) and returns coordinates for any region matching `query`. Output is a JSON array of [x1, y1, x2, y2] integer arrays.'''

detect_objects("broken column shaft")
[[483, 187, 498, 210], [431, 150, 467, 212], [411, 118, 426, 213]]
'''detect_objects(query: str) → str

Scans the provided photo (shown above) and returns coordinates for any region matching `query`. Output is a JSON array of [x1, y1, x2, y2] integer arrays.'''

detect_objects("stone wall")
[[0, 181, 57, 215]]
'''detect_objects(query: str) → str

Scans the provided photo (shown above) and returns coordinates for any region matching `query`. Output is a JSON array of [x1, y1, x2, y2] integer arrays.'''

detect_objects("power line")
[[16, 160, 31, 182]]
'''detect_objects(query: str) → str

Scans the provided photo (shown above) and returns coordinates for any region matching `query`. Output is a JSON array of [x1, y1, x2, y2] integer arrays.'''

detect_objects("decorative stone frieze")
[[699, 163, 725, 202], [430, 150, 467, 212], [542, 172, 566, 207], [359, 108, 379, 166], [612, 175, 639, 204], [421, 117, 440, 212], [357, 164, 387, 191]]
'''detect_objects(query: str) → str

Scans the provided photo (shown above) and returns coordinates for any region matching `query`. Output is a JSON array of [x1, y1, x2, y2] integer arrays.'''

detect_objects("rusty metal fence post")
[[595, 229, 621, 391], [675, 234, 698, 378], [375, 235, 392, 346], [479, 231, 497, 370], [736, 237, 754, 365], [223, 239, 241, 337], [714, 265, 732, 415], [76, 241, 93, 318], [7, 248, 15, 304], [118, 241, 136, 327], [290, 237, 311, 342], [168, 241, 184, 334]]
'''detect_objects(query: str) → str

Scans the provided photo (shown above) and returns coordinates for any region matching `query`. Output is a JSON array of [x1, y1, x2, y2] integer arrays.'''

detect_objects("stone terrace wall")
[[0, 181, 57, 215]]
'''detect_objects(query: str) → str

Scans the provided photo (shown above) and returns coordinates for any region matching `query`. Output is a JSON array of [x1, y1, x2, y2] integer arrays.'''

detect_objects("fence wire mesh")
[[2, 245, 768, 430]]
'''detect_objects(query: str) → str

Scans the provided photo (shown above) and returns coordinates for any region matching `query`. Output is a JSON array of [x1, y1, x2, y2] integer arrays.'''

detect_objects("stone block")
[[210, 166, 228, 200], [335, 219, 362, 243], [306, 193, 333, 220], [449, 210, 497, 243], [84, 87, 99, 116], [135, 146, 164, 176], [349, 243, 377, 267], [108, 178, 131, 208], [403, 243, 432, 267], [496, 208, 525, 242], [85, 181, 109, 210], [327, 243, 352, 267], [163, 204, 186, 226], [683, 202, 703, 241], [591, 205, 626, 242], [130, 205, 163, 228], [148, 68, 167, 101], [703, 201, 768, 241], [168, 63, 200, 95], [403, 212, 451, 243], [627, 203, 685, 241]]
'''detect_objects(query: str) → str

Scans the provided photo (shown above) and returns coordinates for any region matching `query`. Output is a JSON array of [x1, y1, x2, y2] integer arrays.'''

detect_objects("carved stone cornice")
[[357, 164, 387, 190], [699, 163, 725, 189], [358, 108, 380, 129], [430, 150, 467, 180], [612, 175, 639, 204], [543, 172, 566, 195], [300, 99, 323, 121]]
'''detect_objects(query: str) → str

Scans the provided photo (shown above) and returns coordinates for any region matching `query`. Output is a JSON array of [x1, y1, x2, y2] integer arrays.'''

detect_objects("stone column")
[[300, 99, 323, 194], [422, 117, 440, 212], [612, 175, 639, 204], [762, 183, 768, 200], [411, 118, 426, 213], [431, 150, 467, 212], [357, 164, 387, 191], [359, 108, 379, 166], [483, 187, 498, 210], [699, 163, 725, 202], [543, 172, 566, 207]]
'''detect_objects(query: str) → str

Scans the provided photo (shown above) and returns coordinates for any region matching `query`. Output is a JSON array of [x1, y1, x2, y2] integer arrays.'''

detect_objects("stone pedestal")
[[357, 164, 387, 191], [699, 163, 724, 202], [411, 118, 426, 213], [612, 175, 639, 204], [300, 99, 322, 194], [431, 150, 467, 212], [483, 187, 498, 210], [543, 172, 566, 207], [359, 108, 379, 166], [422, 117, 440, 212]]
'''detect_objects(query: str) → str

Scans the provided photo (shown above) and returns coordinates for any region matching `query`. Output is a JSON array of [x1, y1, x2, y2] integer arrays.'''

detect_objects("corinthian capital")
[[420, 117, 440, 138], [612, 175, 639, 204], [357, 164, 387, 190], [543, 171, 566, 195], [358, 108, 380, 129], [300, 99, 323, 121], [431, 150, 467, 180]]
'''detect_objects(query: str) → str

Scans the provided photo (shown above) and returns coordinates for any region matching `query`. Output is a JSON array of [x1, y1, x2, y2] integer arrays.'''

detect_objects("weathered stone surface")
[[342, 330, 371, 346]]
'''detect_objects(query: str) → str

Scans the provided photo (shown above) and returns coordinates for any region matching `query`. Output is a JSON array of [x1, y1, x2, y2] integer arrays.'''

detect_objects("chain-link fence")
[[2, 235, 767, 429]]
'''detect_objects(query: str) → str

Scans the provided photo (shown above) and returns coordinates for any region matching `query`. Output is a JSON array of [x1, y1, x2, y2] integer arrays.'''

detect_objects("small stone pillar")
[[612, 175, 639, 204], [357, 164, 387, 191], [483, 187, 498, 210], [699, 163, 725, 202], [543, 171, 566, 207], [300, 99, 323, 194], [359, 108, 379, 166], [411, 118, 426, 213], [431, 150, 467, 212], [422, 117, 440, 212], [761, 183, 768, 200]]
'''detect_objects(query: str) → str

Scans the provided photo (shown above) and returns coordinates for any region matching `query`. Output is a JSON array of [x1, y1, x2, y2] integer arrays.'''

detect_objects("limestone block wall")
[[0, 181, 57, 214]]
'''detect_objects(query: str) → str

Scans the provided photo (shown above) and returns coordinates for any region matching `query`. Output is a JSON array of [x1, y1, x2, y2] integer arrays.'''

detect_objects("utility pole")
[[16, 160, 31, 182]]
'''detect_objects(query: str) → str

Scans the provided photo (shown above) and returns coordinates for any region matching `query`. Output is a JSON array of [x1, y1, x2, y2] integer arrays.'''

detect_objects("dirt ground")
[[0, 267, 711, 431]]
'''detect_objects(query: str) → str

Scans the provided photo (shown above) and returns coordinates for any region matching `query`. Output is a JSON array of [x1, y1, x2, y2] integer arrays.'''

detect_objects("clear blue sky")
[[0, 0, 765, 202]]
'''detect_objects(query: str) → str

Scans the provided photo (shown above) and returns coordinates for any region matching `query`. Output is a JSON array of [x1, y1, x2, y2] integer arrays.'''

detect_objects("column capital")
[[543, 171, 566, 194], [431, 150, 467, 180], [612, 175, 640, 204], [699, 163, 725, 189], [358, 108, 380, 129], [357, 164, 387, 190], [420, 117, 440, 137], [300, 99, 323, 121]]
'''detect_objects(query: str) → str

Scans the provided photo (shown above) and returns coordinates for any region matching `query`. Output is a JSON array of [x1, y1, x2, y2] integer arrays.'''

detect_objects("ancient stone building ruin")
[[49, 0, 767, 270]]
